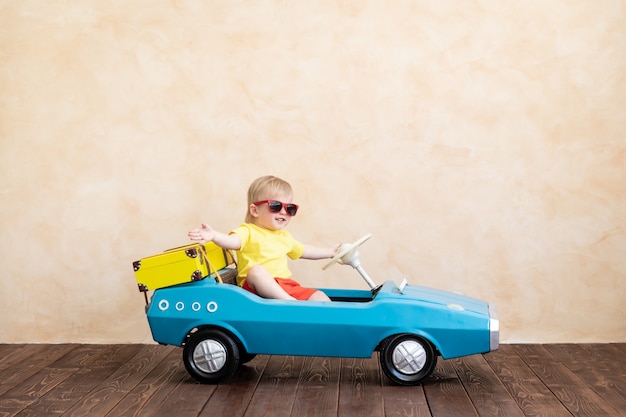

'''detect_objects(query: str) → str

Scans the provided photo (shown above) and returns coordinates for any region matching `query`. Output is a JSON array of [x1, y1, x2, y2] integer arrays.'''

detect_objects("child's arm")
[[301, 243, 341, 260], [188, 223, 241, 250]]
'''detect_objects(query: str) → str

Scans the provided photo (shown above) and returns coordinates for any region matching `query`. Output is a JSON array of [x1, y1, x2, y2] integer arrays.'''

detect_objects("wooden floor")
[[0, 344, 624, 417]]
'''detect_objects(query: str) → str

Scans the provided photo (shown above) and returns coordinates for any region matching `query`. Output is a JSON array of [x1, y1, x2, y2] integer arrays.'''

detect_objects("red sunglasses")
[[254, 200, 299, 216]]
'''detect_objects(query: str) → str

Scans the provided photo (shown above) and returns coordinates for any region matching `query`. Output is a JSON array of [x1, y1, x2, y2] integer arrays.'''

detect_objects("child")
[[188, 175, 340, 301]]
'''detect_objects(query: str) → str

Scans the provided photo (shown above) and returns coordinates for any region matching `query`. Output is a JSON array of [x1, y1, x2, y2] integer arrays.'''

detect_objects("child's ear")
[[249, 203, 259, 218]]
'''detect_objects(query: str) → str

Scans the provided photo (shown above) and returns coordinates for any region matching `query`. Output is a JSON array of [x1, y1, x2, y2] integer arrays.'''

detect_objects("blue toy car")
[[144, 234, 499, 385]]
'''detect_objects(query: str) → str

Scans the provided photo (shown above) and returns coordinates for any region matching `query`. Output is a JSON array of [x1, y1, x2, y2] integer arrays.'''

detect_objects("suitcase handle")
[[198, 244, 223, 283]]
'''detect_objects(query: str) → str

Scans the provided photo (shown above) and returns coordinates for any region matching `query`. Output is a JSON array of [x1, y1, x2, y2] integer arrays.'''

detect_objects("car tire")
[[183, 329, 241, 383], [379, 334, 437, 385], [240, 352, 257, 364]]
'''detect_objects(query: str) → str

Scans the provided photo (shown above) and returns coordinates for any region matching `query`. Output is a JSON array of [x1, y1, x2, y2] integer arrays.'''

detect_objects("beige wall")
[[1, 1, 624, 343]]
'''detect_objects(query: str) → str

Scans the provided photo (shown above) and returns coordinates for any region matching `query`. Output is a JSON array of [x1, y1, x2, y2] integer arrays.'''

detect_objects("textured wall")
[[1, 1, 624, 343]]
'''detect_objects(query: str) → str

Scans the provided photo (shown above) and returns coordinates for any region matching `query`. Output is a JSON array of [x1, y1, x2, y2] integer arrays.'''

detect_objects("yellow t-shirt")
[[230, 223, 305, 286]]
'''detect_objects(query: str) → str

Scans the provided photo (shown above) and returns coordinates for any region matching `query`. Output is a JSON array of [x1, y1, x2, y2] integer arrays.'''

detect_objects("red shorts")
[[241, 277, 318, 300]]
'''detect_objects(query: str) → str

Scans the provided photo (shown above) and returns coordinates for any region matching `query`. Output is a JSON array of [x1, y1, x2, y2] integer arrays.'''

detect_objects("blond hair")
[[245, 175, 293, 223]]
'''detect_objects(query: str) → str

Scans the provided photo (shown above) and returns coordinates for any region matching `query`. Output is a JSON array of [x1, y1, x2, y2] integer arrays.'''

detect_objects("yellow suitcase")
[[133, 242, 232, 292]]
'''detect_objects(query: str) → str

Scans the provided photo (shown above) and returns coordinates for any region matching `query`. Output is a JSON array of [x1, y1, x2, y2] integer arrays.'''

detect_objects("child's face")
[[249, 192, 295, 231]]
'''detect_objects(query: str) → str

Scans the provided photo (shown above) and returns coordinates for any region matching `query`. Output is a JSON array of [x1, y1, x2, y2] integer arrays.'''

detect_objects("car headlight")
[[489, 303, 499, 351]]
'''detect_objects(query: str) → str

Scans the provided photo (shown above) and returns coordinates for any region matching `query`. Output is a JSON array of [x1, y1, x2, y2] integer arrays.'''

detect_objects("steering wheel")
[[323, 233, 372, 270]]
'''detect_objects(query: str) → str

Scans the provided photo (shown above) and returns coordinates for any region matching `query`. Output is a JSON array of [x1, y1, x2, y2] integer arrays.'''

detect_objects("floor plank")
[[381, 375, 431, 417], [14, 345, 143, 417], [243, 355, 304, 417], [106, 346, 188, 417], [0, 364, 79, 417], [514, 344, 622, 417], [61, 344, 173, 417], [0, 345, 26, 372], [451, 354, 525, 417], [0, 344, 77, 397], [338, 356, 384, 417], [545, 344, 626, 413], [424, 358, 480, 417], [197, 354, 269, 417], [482, 345, 574, 417], [0, 344, 623, 417], [292, 356, 340, 417]]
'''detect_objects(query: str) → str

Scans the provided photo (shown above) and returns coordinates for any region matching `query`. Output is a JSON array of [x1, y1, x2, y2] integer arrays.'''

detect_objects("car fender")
[[182, 322, 251, 353], [147, 284, 257, 349], [376, 328, 443, 355]]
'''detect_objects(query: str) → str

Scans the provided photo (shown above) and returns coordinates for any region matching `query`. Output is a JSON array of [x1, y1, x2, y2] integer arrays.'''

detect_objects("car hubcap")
[[392, 340, 426, 375], [193, 340, 227, 373]]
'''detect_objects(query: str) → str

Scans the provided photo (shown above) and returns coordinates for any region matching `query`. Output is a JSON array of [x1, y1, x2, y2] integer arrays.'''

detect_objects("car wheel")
[[183, 329, 241, 383], [379, 334, 437, 385]]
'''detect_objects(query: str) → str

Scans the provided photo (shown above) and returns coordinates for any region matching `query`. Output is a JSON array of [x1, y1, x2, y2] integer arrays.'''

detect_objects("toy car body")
[[145, 272, 499, 385]]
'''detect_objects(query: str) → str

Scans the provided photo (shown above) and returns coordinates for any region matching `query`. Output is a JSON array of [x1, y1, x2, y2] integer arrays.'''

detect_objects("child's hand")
[[188, 223, 216, 243]]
